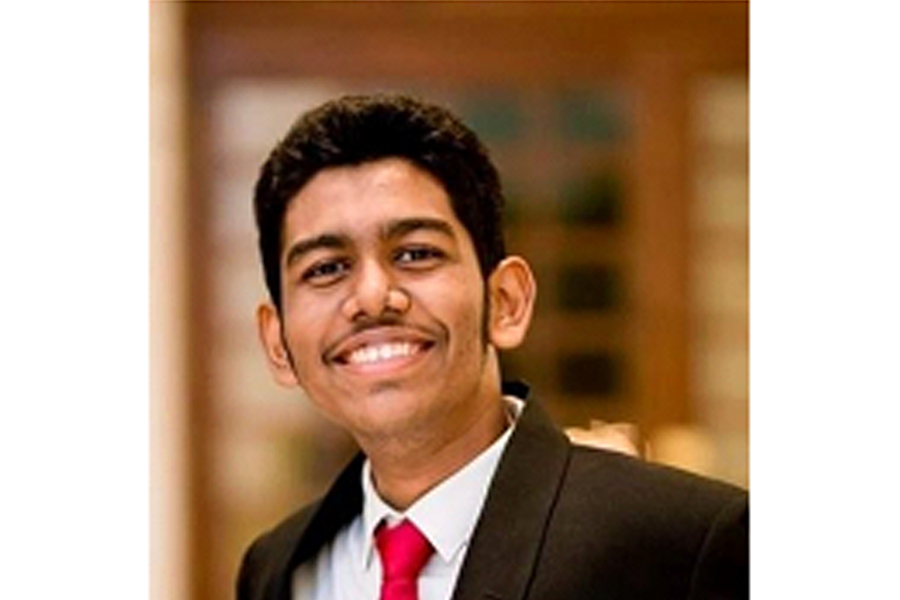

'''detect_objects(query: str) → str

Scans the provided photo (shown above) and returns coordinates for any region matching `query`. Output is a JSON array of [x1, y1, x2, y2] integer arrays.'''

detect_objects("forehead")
[[282, 158, 463, 243]]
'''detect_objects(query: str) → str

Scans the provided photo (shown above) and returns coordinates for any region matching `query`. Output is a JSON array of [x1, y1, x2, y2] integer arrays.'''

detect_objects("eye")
[[301, 258, 351, 286], [394, 246, 446, 268]]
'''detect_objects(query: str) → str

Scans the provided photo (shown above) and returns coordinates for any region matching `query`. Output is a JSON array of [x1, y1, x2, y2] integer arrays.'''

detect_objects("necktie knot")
[[375, 519, 433, 600]]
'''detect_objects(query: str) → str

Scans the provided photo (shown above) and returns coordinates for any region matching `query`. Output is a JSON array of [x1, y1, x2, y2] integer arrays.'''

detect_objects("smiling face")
[[257, 158, 532, 450]]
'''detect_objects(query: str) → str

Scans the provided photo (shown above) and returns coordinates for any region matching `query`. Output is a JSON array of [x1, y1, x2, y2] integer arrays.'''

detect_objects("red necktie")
[[375, 519, 434, 600]]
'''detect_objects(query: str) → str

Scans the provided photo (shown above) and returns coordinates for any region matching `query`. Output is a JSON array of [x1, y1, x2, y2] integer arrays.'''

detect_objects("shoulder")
[[237, 502, 321, 600], [567, 443, 746, 507], [237, 452, 366, 600], [536, 445, 748, 598], [512, 395, 746, 519], [560, 445, 749, 526], [571, 446, 748, 593]]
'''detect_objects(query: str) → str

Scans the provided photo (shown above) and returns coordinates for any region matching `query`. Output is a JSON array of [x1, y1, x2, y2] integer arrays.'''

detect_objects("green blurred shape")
[[557, 89, 626, 142], [457, 93, 524, 143], [560, 169, 624, 226]]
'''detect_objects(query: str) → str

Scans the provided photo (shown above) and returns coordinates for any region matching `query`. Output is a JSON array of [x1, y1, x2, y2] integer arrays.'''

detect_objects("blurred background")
[[150, 3, 747, 600]]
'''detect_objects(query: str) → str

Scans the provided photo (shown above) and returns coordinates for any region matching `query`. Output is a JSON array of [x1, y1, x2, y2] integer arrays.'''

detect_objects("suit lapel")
[[451, 396, 571, 600]]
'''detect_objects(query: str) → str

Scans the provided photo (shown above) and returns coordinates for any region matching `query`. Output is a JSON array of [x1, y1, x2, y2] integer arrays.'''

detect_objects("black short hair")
[[253, 94, 507, 310]]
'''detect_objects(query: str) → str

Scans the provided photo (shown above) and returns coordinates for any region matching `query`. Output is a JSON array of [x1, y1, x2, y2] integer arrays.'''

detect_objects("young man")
[[239, 95, 748, 600]]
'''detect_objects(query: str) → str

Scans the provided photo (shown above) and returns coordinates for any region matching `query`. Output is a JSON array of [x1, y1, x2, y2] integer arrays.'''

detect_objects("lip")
[[325, 325, 438, 374]]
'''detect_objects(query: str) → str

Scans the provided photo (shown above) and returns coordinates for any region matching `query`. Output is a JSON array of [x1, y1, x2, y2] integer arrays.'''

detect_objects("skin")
[[257, 157, 536, 509]]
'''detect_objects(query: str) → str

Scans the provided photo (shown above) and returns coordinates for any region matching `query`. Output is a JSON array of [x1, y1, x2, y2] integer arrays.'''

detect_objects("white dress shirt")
[[292, 397, 523, 600]]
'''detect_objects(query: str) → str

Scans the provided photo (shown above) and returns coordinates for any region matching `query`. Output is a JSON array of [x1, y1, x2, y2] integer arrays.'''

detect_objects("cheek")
[[281, 299, 333, 360], [427, 282, 486, 347]]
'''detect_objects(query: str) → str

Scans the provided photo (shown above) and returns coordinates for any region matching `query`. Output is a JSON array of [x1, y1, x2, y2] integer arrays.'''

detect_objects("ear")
[[487, 256, 537, 350], [256, 302, 300, 388]]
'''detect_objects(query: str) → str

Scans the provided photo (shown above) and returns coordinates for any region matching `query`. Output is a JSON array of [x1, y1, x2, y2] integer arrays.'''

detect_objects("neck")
[[364, 393, 509, 511]]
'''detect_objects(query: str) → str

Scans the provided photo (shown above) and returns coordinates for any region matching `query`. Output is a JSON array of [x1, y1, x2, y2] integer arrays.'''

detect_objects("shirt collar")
[[360, 396, 524, 569]]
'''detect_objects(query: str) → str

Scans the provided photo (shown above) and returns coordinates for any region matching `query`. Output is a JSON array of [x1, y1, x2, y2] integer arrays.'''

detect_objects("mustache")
[[347, 313, 409, 336]]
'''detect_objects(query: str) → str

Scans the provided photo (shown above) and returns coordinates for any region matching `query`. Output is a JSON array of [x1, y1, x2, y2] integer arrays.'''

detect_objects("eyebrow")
[[283, 233, 349, 269], [282, 217, 457, 269], [382, 217, 456, 242]]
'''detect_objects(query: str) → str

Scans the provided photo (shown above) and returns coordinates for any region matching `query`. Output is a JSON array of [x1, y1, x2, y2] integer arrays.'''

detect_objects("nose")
[[341, 258, 410, 320]]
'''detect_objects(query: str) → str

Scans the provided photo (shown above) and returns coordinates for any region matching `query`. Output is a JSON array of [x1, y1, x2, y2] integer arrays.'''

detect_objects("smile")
[[328, 326, 438, 374], [346, 341, 423, 366]]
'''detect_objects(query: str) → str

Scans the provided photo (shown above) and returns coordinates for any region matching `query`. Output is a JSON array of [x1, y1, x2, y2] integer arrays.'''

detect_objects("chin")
[[355, 389, 438, 429]]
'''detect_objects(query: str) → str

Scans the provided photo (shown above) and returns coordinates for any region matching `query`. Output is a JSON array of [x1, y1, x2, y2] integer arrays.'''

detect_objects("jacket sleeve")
[[687, 494, 749, 600]]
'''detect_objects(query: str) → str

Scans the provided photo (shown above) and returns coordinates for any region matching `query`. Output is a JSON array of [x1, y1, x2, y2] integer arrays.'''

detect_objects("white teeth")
[[347, 342, 417, 365]]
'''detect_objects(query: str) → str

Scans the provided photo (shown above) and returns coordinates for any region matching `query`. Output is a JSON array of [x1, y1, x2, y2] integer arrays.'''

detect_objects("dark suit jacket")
[[237, 391, 749, 600]]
